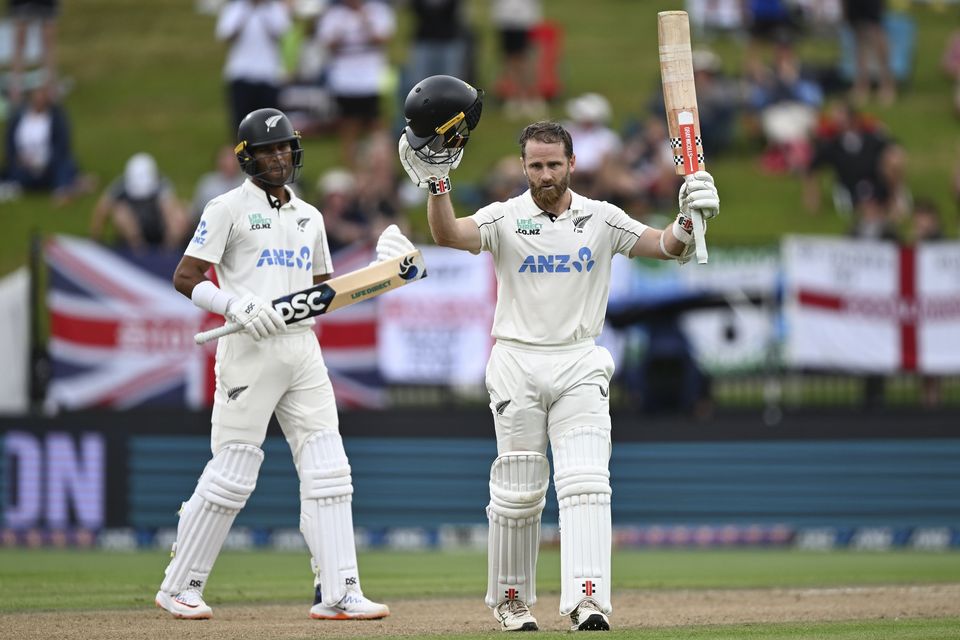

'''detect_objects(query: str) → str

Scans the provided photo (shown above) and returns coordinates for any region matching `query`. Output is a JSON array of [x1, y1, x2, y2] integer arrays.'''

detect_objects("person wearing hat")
[[89, 152, 188, 250]]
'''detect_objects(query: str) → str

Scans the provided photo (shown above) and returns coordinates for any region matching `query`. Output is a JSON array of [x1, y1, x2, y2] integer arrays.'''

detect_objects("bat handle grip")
[[194, 321, 242, 345], [684, 174, 709, 264], [691, 210, 708, 264]]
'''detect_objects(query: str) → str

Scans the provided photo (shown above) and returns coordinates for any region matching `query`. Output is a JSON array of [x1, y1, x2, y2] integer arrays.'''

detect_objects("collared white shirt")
[[185, 179, 333, 327], [470, 189, 648, 346]]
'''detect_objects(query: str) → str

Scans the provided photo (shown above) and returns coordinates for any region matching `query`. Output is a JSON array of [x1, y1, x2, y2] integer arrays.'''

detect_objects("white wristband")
[[428, 176, 452, 195], [659, 231, 682, 260], [190, 280, 234, 316]]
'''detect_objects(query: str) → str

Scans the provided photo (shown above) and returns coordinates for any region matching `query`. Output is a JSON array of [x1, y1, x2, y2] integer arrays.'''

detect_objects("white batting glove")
[[374, 224, 416, 263], [225, 293, 286, 341], [678, 170, 720, 220], [398, 134, 462, 195]]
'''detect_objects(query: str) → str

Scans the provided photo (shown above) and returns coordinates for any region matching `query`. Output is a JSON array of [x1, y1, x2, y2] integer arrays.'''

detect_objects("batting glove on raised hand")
[[678, 170, 720, 221], [398, 134, 463, 195], [373, 224, 416, 263], [225, 293, 286, 341]]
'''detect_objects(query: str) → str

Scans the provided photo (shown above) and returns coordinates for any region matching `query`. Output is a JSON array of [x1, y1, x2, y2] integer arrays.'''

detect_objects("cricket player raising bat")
[[399, 75, 719, 632], [157, 108, 396, 621]]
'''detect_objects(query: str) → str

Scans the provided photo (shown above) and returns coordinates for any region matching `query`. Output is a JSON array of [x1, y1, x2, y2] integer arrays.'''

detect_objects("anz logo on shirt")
[[191, 220, 208, 246], [256, 246, 312, 270], [518, 247, 595, 273]]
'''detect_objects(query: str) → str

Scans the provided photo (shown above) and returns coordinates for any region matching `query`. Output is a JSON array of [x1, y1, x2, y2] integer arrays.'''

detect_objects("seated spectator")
[[90, 153, 188, 251], [482, 154, 528, 203], [744, 37, 823, 174], [190, 144, 244, 221], [315, 167, 371, 253], [1, 84, 94, 205], [803, 101, 908, 221], [690, 48, 740, 158], [563, 92, 621, 199], [600, 113, 677, 217], [846, 188, 898, 241], [908, 198, 944, 243]]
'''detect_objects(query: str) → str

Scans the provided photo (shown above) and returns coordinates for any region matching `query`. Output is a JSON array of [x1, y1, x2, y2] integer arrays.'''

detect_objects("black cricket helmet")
[[403, 75, 483, 165], [235, 108, 303, 186]]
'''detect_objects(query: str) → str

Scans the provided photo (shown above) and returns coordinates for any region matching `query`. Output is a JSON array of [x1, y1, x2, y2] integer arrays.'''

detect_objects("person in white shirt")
[[399, 78, 720, 632], [316, 0, 395, 168], [156, 108, 403, 622], [216, 0, 292, 131]]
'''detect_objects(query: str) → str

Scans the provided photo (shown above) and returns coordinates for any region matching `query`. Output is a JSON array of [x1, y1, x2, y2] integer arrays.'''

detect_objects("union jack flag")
[[45, 235, 211, 410], [313, 242, 386, 409], [44, 236, 385, 411]]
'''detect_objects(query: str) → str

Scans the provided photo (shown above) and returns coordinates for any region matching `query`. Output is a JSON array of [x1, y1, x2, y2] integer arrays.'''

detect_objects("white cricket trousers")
[[210, 329, 338, 457], [485, 339, 616, 614], [485, 339, 614, 454]]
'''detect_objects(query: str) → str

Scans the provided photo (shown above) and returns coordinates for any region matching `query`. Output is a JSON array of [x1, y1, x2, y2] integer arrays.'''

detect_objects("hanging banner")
[[783, 236, 960, 374], [378, 246, 495, 385]]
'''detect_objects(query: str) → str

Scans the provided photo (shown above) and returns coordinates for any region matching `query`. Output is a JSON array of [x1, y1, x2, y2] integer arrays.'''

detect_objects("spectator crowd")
[[0, 0, 957, 260]]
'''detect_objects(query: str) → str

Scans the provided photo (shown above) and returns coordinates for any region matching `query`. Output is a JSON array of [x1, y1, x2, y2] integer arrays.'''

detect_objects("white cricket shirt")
[[470, 189, 648, 346], [184, 179, 333, 328]]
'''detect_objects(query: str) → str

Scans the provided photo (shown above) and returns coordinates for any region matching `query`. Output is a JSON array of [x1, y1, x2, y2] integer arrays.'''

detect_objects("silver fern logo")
[[264, 115, 283, 131]]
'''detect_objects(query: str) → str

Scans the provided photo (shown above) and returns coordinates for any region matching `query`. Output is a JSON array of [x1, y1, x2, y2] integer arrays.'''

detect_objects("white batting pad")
[[298, 430, 358, 606], [160, 443, 263, 595], [552, 426, 612, 615], [485, 452, 550, 608]]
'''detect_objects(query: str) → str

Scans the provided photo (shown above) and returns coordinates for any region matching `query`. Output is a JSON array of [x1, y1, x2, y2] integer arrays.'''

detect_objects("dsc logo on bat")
[[273, 287, 332, 321]]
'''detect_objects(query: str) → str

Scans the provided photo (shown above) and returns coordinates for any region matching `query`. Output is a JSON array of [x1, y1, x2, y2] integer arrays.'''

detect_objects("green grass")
[[3, 1, 958, 276], [2, 548, 959, 612]]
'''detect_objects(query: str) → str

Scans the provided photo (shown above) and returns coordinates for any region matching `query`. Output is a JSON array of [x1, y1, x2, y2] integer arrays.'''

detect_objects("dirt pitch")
[[4, 584, 959, 639]]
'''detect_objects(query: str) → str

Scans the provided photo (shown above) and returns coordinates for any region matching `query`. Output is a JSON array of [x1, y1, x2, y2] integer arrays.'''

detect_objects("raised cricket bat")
[[658, 10, 708, 264], [194, 250, 427, 344]]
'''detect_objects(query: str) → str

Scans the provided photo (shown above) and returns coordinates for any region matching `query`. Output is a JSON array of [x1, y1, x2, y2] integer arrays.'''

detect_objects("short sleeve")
[[184, 198, 233, 264], [470, 203, 505, 256], [313, 215, 334, 276], [604, 205, 648, 257]]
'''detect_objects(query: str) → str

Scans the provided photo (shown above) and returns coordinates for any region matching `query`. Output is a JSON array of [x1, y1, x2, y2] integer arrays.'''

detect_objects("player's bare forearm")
[[173, 255, 213, 299], [629, 228, 685, 261], [427, 193, 481, 252]]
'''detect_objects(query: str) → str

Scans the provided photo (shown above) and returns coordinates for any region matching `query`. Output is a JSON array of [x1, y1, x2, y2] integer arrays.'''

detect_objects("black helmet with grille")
[[403, 75, 483, 165], [235, 108, 303, 185]]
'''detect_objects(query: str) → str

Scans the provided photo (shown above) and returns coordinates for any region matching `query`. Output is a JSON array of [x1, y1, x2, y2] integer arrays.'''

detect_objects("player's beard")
[[530, 168, 571, 211]]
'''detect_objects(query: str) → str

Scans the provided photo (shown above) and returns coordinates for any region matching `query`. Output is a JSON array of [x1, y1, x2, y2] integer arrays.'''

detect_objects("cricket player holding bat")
[[156, 108, 393, 621], [399, 76, 719, 632]]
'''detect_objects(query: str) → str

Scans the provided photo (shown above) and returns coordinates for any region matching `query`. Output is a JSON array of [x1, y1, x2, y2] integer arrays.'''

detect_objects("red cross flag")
[[783, 237, 960, 374]]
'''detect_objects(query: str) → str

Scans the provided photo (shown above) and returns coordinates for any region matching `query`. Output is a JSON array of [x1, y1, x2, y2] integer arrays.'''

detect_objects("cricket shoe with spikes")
[[494, 598, 539, 632], [155, 589, 212, 620], [309, 584, 390, 620], [569, 598, 610, 631]]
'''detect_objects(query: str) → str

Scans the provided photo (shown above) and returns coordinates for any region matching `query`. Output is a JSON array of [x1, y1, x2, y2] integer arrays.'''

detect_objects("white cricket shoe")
[[155, 589, 213, 620], [569, 598, 610, 631], [309, 585, 390, 620], [494, 599, 539, 632]]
